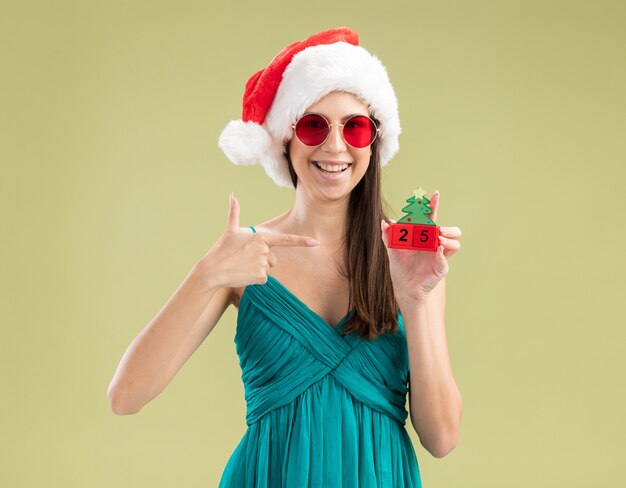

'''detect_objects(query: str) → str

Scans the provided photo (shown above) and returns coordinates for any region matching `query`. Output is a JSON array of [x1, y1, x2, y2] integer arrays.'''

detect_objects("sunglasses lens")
[[343, 116, 377, 148], [295, 114, 328, 146], [294, 114, 378, 148]]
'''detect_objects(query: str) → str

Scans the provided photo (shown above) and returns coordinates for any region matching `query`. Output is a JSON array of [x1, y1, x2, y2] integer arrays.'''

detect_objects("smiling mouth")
[[312, 161, 351, 173]]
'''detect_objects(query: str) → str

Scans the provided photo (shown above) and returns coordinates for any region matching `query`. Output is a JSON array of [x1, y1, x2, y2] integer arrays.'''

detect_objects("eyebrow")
[[309, 112, 369, 121], [343, 113, 368, 120]]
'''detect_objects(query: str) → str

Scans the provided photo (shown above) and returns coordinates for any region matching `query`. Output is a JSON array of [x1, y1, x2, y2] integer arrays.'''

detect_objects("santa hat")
[[218, 27, 401, 188]]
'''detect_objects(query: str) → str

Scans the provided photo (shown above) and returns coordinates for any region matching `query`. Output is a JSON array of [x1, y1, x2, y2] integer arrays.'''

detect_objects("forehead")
[[305, 91, 370, 116]]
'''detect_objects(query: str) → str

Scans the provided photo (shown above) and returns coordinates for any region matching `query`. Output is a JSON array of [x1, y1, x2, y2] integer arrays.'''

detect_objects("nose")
[[321, 123, 347, 153]]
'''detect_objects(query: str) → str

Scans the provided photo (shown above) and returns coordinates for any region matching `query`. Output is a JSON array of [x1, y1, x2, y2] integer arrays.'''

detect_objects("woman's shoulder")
[[247, 211, 290, 235]]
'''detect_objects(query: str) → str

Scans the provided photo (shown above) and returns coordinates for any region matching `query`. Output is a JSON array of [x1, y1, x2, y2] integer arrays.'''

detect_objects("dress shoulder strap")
[[249, 226, 256, 233]]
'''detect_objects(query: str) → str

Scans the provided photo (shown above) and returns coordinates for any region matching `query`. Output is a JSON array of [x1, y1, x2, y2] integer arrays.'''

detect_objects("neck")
[[284, 187, 349, 245]]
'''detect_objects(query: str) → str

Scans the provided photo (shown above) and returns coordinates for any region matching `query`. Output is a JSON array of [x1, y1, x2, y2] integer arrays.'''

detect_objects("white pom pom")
[[218, 120, 273, 166]]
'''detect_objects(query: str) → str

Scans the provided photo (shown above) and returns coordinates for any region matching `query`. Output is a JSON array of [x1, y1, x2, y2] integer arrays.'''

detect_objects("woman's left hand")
[[381, 191, 462, 303]]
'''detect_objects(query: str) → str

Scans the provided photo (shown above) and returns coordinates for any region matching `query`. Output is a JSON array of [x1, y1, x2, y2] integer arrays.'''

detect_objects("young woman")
[[109, 27, 463, 487]]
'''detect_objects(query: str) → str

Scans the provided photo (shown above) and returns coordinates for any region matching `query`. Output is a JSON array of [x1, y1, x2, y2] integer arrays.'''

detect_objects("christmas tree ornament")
[[388, 186, 440, 252]]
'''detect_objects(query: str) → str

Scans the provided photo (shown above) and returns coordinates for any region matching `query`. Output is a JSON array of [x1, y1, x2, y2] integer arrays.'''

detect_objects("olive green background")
[[1, 0, 624, 486]]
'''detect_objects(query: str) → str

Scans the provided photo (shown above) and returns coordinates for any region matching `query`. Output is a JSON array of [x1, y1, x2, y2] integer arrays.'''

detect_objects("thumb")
[[430, 190, 440, 223], [226, 192, 240, 232]]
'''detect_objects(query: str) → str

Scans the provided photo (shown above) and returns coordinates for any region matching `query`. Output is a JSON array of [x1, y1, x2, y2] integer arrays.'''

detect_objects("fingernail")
[[230, 192, 233, 206], [306, 239, 320, 246]]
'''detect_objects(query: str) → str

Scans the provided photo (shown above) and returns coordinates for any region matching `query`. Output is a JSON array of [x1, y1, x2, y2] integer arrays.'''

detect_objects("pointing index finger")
[[260, 232, 320, 248]]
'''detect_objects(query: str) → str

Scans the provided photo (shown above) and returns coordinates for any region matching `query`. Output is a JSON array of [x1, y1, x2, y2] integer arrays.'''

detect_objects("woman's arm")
[[402, 277, 463, 458], [107, 193, 319, 415], [107, 260, 232, 415]]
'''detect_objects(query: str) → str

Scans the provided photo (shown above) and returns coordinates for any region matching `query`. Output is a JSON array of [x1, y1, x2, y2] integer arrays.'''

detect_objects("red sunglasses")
[[291, 113, 380, 148]]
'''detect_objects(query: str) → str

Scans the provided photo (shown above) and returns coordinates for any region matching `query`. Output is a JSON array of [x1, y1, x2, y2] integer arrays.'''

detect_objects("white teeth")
[[315, 162, 349, 172]]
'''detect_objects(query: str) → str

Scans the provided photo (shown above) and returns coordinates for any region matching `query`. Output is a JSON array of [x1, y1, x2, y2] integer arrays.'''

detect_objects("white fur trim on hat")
[[218, 120, 273, 166], [218, 120, 293, 187]]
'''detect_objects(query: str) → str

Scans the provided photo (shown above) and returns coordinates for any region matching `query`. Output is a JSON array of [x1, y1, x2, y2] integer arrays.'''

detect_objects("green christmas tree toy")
[[388, 187, 440, 252]]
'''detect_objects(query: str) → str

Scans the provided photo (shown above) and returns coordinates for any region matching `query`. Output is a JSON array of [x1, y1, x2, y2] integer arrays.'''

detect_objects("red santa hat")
[[218, 27, 401, 188]]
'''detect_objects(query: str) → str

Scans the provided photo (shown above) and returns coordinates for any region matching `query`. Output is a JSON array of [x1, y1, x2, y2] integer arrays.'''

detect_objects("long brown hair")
[[284, 117, 400, 340]]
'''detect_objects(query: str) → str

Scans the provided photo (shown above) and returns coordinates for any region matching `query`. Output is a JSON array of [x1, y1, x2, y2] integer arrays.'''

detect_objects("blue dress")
[[218, 226, 422, 487]]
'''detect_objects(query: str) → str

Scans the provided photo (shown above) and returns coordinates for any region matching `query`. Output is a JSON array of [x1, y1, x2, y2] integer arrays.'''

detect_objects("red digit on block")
[[388, 223, 439, 252]]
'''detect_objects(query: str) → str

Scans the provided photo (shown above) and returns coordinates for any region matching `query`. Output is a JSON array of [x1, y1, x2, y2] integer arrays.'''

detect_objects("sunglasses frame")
[[290, 112, 381, 148]]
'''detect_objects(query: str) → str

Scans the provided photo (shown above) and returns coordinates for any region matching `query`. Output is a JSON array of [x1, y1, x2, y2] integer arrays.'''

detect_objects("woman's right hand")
[[197, 193, 320, 289]]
